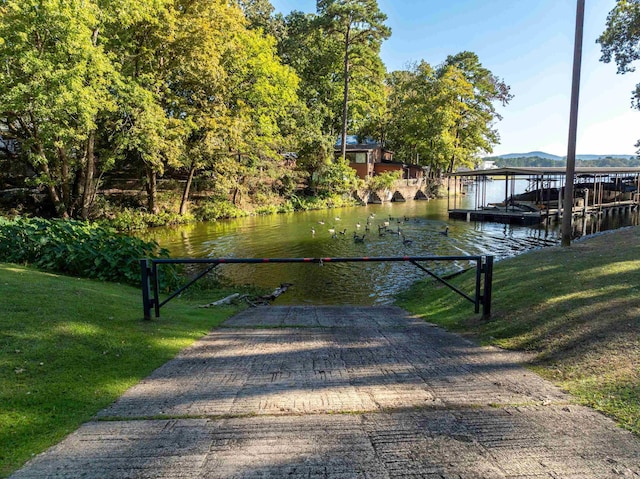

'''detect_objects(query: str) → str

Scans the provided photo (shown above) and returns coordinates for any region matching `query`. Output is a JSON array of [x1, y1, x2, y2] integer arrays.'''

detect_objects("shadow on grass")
[[397, 227, 640, 435]]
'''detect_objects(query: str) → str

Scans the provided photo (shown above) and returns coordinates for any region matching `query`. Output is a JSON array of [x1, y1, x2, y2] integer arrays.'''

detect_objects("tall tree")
[[316, 0, 390, 161], [234, 0, 278, 34], [276, 11, 342, 187], [382, 53, 512, 174], [439, 52, 512, 172], [97, 0, 179, 214], [101, 0, 299, 215], [0, 0, 117, 218], [598, 0, 640, 151]]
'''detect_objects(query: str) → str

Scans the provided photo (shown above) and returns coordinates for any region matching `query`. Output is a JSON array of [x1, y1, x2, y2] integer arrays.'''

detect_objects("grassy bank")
[[398, 227, 640, 435], [0, 263, 241, 477]]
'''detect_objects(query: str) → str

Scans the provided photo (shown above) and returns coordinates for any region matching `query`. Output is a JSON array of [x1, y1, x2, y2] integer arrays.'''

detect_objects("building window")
[[345, 152, 368, 163]]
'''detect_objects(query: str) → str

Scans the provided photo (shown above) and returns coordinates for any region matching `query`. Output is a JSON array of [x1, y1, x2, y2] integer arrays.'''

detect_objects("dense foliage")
[[0, 0, 511, 222], [0, 217, 170, 285], [599, 0, 640, 152], [377, 53, 512, 174]]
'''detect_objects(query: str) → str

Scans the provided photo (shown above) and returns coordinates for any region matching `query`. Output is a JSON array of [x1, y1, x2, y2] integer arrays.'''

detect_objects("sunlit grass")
[[397, 227, 640, 436], [0, 263, 242, 478]]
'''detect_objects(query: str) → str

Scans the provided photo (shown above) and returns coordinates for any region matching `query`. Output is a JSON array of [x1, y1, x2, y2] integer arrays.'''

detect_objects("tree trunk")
[[448, 156, 456, 174], [40, 158, 67, 218], [81, 131, 96, 220], [232, 175, 245, 206], [145, 166, 159, 214], [58, 145, 71, 216], [340, 20, 352, 162], [179, 163, 197, 215]]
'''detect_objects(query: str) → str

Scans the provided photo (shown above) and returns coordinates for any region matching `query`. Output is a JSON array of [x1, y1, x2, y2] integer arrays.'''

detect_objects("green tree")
[[234, 0, 281, 36], [598, 0, 640, 151], [316, 0, 390, 161], [382, 53, 511, 174], [440, 52, 512, 172], [101, 0, 299, 215], [0, 0, 117, 218], [96, 0, 180, 214], [276, 11, 342, 189]]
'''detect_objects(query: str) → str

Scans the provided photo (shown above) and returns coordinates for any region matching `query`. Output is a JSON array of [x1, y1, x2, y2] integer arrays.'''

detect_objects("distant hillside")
[[495, 151, 562, 161], [490, 151, 636, 161], [485, 152, 639, 168], [574, 154, 636, 161]]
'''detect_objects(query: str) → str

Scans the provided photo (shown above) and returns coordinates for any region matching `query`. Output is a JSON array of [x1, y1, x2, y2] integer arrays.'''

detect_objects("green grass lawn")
[[0, 263, 242, 478], [397, 227, 640, 436]]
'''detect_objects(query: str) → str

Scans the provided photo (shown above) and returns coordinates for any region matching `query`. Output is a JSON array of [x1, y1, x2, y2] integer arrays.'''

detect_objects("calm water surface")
[[145, 182, 638, 305]]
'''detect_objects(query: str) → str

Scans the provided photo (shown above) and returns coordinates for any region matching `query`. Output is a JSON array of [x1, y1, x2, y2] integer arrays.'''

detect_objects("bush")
[[0, 217, 174, 286], [105, 208, 194, 232], [365, 171, 402, 192], [193, 199, 247, 221]]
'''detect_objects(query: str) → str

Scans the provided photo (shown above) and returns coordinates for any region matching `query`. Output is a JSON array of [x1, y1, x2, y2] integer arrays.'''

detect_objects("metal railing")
[[140, 255, 494, 320]]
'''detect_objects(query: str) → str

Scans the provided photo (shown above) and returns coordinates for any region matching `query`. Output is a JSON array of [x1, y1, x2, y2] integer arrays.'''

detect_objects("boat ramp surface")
[[11, 306, 640, 478]]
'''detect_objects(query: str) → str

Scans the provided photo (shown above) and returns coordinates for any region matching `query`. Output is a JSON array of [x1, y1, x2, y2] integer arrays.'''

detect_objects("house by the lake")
[[335, 136, 426, 181]]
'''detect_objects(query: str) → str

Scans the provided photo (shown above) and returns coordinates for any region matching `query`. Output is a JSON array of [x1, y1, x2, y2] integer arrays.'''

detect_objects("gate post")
[[482, 256, 494, 319], [474, 257, 482, 314], [140, 259, 153, 320]]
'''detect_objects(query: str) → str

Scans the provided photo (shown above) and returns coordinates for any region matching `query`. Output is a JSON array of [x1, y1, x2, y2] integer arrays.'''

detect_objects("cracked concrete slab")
[[10, 306, 640, 478]]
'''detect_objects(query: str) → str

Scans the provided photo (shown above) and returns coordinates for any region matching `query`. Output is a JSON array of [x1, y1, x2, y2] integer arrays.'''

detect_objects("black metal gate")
[[140, 255, 494, 320]]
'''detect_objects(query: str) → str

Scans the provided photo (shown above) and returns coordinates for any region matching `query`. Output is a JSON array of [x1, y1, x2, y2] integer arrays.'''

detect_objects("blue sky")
[[270, 0, 639, 156]]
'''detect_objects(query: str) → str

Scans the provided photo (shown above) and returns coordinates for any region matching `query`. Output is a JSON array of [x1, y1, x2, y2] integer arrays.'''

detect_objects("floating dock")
[[448, 207, 543, 225], [447, 166, 640, 225]]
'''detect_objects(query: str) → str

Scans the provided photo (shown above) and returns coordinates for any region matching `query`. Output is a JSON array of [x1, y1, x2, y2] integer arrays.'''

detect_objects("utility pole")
[[562, 0, 585, 247]]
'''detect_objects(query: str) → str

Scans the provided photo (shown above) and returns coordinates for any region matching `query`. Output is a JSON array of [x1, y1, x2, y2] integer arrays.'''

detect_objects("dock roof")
[[448, 166, 640, 177]]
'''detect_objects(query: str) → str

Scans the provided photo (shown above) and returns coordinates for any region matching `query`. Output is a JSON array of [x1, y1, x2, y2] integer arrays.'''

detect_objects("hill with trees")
[[485, 153, 639, 168]]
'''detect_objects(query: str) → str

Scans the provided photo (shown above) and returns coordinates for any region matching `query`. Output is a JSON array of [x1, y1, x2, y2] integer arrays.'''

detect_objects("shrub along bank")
[[397, 227, 640, 436], [0, 217, 172, 285]]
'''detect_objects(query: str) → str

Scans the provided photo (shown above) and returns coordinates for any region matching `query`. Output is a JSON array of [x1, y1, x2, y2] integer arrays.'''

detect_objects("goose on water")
[[400, 233, 413, 246], [353, 232, 366, 243]]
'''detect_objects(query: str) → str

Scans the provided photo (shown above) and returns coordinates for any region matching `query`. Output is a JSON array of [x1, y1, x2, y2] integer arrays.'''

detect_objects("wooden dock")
[[448, 208, 543, 225], [447, 167, 640, 225], [450, 201, 637, 225]]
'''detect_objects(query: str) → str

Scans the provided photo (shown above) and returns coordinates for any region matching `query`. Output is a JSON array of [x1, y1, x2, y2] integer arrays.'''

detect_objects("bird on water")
[[353, 232, 366, 243]]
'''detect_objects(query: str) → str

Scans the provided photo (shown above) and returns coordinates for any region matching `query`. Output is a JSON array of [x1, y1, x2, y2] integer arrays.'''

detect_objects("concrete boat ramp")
[[11, 306, 640, 478]]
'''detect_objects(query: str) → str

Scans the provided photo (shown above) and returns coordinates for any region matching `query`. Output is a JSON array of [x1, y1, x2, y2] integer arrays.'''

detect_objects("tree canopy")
[[598, 0, 640, 150], [379, 53, 512, 174], [0, 0, 299, 217], [0, 0, 511, 220]]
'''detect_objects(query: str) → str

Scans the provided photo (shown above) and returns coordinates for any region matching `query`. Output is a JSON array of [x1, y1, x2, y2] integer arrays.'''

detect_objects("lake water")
[[145, 181, 638, 305]]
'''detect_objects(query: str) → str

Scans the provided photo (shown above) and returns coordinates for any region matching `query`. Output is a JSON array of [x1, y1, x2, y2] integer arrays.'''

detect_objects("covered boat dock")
[[447, 166, 640, 225]]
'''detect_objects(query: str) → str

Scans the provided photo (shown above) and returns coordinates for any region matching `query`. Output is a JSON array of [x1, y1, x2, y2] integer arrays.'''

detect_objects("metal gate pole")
[[151, 261, 160, 318], [140, 259, 153, 321], [482, 256, 494, 319], [474, 258, 482, 314]]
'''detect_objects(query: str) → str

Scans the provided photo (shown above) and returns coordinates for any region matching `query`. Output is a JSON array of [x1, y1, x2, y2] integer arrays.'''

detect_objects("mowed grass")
[[0, 263, 241, 478], [397, 226, 640, 436]]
